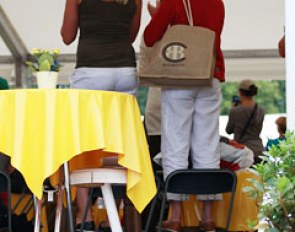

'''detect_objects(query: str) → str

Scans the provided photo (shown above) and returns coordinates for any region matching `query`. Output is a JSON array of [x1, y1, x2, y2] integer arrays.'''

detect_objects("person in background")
[[143, 0, 225, 231], [0, 77, 10, 217], [61, 0, 142, 230], [0, 77, 9, 90], [226, 79, 265, 164], [0, 76, 10, 175], [265, 116, 286, 151], [144, 87, 162, 171]]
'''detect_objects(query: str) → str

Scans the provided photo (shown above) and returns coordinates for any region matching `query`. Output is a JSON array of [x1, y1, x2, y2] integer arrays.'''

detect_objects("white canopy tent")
[[0, 0, 285, 52], [0, 0, 285, 83]]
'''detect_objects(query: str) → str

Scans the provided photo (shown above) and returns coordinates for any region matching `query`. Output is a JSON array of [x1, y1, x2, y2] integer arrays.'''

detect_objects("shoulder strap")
[[238, 103, 258, 140], [183, 0, 193, 26]]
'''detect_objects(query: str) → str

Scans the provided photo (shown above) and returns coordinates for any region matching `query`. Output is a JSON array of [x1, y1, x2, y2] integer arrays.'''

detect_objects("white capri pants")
[[161, 78, 222, 201], [69, 67, 137, 95]]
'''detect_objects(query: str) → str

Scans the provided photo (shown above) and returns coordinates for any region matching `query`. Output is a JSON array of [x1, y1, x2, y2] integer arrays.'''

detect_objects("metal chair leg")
[[157, 192, 167, 232], [33, 196, 42, 232], [54, 184, 64, 232], [79, 188, 93, 231], [144, 181, 162, 232], [64, 162, 75, 232]]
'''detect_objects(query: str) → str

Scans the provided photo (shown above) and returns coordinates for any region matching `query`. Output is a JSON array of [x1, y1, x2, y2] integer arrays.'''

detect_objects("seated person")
[[265, 116, 286, 151], [0, 77, 10, 202], [154, 137, 254, 172], [226, 79, 265, 164], [0, 77, 9, 90]]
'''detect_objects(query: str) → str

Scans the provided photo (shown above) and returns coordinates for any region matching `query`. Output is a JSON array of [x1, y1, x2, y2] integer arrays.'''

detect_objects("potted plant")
[[244, 131, 295, 231], [26, 48, 62, 89]]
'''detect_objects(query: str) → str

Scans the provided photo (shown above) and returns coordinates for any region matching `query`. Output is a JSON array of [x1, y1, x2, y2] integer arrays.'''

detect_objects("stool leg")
[[101, 184, 123, 232], [33, 196, 42, 232], [54, 184, 64, 232]]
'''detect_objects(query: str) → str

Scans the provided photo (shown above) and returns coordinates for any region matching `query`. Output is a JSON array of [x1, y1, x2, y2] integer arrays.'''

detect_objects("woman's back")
[[77, 0, 137, 68], [227, 104, 265, 156]]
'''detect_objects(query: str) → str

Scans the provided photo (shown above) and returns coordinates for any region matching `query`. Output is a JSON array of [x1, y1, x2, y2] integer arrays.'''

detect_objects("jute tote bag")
[[138, 0, 216, 87]]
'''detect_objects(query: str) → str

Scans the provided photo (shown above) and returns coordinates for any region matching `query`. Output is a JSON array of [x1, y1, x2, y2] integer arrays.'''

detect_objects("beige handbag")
[[138, 0, 216, 87]]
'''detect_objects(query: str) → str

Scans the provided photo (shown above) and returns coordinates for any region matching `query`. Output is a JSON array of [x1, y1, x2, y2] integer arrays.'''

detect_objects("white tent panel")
[[222, 0, 285, 50], [0, 0, 285, 55], [0, 36, 9, 54], [225, 57, 285, 82]]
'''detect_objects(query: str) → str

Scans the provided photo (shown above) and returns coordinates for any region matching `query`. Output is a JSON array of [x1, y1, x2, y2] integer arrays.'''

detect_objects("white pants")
[[161, 79, 222, 201], [69, 67, 137, 95]]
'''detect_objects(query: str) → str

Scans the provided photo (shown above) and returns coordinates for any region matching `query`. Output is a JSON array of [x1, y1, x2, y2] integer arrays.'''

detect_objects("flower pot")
[[36, 71, 58, 89]]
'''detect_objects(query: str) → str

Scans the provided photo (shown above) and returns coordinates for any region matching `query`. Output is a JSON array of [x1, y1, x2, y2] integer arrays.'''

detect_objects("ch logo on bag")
[[162, 42, 187, 63]]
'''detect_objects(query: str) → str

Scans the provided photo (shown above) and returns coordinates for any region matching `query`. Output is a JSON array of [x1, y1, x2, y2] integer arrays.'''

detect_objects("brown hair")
[[276, 116, 286, 134]]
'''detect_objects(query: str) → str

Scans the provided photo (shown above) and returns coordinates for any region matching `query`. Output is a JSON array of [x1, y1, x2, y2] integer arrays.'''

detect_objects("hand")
[[147, 0, 161, 16]]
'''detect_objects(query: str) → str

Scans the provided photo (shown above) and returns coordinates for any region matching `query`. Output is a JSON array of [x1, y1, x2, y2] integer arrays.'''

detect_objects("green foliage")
[[238, 219, 258, 231], [244, 131, 295, 231], [136, 80, 286, 116], [26, 48, 62, 72], [221, 80, 286, 115]]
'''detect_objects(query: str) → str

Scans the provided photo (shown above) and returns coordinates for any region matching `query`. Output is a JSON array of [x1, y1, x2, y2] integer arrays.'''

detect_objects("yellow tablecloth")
[[0, 89, 156, 213]]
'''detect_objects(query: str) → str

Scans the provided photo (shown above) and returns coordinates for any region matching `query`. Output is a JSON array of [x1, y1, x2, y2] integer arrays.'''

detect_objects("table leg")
[[33, 196, 42, 232], [101, 183, 123, 232], [54, 184, 64, 232], [63, 162, 75, 232]]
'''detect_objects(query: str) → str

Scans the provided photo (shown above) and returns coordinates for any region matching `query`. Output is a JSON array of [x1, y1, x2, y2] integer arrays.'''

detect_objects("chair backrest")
[[165, 168, 237, 195], [0, 171, 12, 232], [164, 168, 237, 231]]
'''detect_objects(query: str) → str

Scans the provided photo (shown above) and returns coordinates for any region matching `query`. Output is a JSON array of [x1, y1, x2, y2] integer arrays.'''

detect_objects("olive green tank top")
[[76, 0, 136, 68]]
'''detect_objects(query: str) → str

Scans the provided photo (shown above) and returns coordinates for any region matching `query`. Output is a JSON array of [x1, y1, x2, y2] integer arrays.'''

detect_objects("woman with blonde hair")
[[61, 0, 142, 230]]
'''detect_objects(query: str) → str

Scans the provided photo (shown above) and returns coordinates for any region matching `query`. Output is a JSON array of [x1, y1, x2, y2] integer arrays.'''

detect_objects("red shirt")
[[144, 0, 225, 81]]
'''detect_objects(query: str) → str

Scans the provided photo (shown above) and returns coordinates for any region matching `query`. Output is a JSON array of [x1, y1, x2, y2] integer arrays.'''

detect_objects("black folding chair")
[[144, 171, 164, 232], [0, 171, 12, 232], [157, 169, 237, 232]]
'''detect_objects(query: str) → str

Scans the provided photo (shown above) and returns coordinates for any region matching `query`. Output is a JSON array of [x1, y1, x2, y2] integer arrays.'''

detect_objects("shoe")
[[75, 221, 96, 232], [161, 220, 181, 232], [199, 221, 216, 232], [98, 221, 111, 232]]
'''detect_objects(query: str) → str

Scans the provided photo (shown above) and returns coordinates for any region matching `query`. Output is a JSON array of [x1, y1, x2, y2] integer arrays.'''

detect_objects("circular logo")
[[162, 42, 187, 63]]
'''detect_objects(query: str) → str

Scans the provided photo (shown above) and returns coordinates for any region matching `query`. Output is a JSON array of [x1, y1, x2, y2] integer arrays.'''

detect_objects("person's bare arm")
[[61, 0, 80, 45], [129, 0, 142, 43]]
